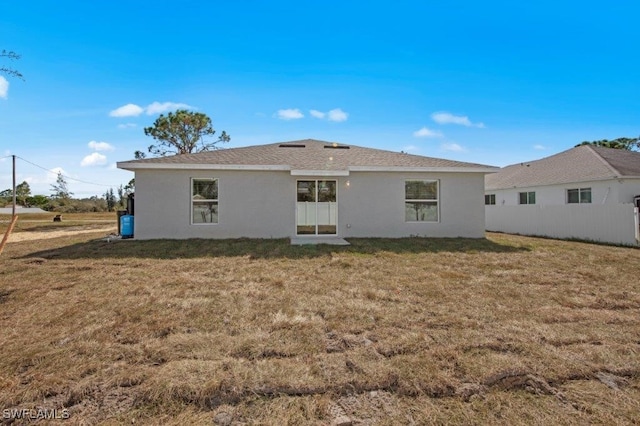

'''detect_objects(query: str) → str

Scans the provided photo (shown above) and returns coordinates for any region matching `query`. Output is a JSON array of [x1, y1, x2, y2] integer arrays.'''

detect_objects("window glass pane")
[[405, 202, 438, 222], [528, 192, 535, 204], [485, 195, 490, 205], [192, 201, 218, 223], [193, 179, 217, 200], [567, 189, 579, 203], [405, 181, 437, 200], [580, 188, 592, 203], [297, 181, 315, 202], [519, 192, 527, 204], [491, 194, 496, 205]]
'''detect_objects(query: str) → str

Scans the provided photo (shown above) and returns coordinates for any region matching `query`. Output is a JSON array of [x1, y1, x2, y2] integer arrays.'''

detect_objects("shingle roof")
[[486, 145, 640, 190], [118, 139, 496, 172]]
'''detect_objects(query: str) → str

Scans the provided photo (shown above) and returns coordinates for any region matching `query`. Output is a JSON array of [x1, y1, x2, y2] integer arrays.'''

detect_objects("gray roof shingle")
[[486, 145, 640, 190], [118, 139, 496, 171]]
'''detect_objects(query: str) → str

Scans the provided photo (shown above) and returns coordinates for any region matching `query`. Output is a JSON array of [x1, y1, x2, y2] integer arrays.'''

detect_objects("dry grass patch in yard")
[[0, 226, 639, 424]]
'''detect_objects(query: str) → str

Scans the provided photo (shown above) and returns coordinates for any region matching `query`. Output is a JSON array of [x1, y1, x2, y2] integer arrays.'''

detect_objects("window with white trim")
[[485, 194, 496, 205], [518, 191, 536, 205], [405, 180, 439, 222], [567, 188, 591, 204], [191, 178, 218, 224]]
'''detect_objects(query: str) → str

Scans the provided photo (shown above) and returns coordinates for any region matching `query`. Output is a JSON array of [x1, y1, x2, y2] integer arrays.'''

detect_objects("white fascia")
[[290, 170, 350, 176], [116, 163, 291, 172], [348, 166, 500, 173]]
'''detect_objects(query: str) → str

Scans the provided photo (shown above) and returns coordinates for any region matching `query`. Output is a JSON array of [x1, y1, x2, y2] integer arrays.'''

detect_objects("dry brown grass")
[[0, 220, 639, 424]]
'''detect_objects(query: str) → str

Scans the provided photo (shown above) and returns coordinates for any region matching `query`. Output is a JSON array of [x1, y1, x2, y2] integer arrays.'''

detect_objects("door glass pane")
[[297, 181, 316, 234], [317, 181, 336, 234]]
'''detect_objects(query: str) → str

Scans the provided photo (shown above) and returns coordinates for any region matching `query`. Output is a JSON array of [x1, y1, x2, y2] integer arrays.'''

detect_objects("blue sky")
[[1, 1, 638, 196]]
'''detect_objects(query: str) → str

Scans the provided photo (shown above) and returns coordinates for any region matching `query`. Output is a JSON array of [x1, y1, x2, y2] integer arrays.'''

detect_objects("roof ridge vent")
[[324, 144, 350, 149], [278, 144, 306, 148]]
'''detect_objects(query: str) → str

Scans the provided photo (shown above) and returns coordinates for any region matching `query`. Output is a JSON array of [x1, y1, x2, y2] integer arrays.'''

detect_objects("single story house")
[[117, 139, 498, 241], [485, 145, 640, 246]]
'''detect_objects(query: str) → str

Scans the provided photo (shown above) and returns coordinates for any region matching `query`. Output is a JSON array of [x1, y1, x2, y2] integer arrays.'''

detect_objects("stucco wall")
[[616, 179, 640, 204], [340, 172, 486, 238], [485, 180, 620, 206], [132, 169, 487, 239], [134, 169, 294, 239]]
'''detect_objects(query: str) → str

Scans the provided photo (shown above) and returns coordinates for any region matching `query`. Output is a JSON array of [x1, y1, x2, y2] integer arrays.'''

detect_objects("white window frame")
[[404, 179, 439, 223], [518, 191, 536, 205], [191, 178, 218, 225], [567, 187, 592, 204]]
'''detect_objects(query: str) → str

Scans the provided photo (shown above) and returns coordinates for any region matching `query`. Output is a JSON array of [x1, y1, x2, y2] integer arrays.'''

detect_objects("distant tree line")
[[0, 173, 134, 213], [576, 137, 639, 151]]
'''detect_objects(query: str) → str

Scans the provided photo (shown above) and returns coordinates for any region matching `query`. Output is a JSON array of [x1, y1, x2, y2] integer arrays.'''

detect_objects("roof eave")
[[116, 162, 291, 172], [349, 165, 499, 173], [117, 162, 499, 173], [485, 174, 637, 191]]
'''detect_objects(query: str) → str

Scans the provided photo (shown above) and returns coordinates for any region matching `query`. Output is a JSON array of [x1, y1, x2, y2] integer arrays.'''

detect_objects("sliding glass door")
[[296, 180, 337, 235]]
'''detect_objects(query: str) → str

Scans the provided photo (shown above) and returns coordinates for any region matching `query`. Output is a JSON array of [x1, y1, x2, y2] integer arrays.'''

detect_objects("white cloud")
[[402, 145, 419, 152], [109, 103, 144, 117], [276, 108, 304, 120], [145, 101, 193, 115], [431, 111, 484, 128], [0, 76, 8, 99], [441, 143, 467, 152], [533, 144, 546, 150], [327, 108, 348, 122], [413, 127, 444, 138], [109, 101, 194, 118], [117, 123, 137, 129], [88, 141, 114, 151], [309, 109, 326, 119], [81, 152, 107, 167]]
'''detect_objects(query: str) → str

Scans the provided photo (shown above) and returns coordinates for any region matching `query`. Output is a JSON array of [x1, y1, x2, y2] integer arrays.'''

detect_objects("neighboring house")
[[485, 145, 640, 246], [117, 139, 497, 241]]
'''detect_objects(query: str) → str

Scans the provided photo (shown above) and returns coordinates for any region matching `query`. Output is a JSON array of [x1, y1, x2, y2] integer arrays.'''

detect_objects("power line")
[[15, 156, 119, 188]]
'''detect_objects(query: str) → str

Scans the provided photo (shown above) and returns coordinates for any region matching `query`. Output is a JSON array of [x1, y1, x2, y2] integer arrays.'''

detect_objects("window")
[[518, 191, 536, 205], [191, 178, 218, 224], [405, 180, 438, 222], [485, 194, 496, 205], [567, 188, 591, 204]]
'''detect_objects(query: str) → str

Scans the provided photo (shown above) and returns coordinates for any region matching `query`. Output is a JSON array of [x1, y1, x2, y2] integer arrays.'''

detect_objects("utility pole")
[[0, 155, 19, 255], [12, 155, 16, 216]]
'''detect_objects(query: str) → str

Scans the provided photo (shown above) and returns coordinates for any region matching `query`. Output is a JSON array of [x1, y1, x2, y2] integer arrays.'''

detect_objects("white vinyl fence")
[[297, 202, 337, 226], [486, 204, 640, 246]]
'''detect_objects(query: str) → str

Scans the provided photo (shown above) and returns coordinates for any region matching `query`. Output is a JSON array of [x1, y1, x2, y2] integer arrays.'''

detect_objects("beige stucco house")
[[117, 139, 497, 241], [485, 145, 640, 246]]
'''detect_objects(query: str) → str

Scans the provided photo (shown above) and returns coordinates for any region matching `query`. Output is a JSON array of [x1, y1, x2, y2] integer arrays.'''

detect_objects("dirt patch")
[[7, 225, 116, 243]]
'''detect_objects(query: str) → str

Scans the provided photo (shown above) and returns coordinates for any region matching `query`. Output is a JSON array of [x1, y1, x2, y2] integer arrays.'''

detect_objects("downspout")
[[601, 186, 610, 204]]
